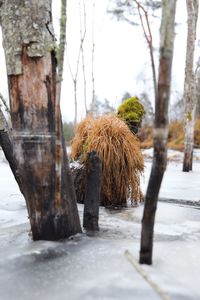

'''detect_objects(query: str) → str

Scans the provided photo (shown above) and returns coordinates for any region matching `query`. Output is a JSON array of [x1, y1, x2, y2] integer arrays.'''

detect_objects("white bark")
[[183, 0, 199, 172]]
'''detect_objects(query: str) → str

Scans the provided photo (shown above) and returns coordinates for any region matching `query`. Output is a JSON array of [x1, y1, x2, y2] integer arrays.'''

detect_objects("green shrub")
[[117, 97, 145, 133]]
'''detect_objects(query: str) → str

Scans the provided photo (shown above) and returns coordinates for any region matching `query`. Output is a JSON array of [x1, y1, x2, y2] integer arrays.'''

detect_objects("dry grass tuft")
[[71, 114, 144, 207]]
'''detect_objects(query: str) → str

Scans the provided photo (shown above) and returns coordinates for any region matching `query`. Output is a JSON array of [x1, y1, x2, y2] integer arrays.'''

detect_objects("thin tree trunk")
[[79, 0, 87, 115], [83, 151, 102, 231], [0, 0, 81, 240], [139, 0, 176, 265], [134, 0, 157, 102], [55, 0, 67, 218], [67, 0, 86, 126], [0, 108, 24, 193], [91, 0, 96, 107], [183, 0, 199, 172]]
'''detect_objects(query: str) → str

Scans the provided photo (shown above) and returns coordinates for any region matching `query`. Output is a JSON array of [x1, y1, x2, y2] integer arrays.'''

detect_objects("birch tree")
[[68, 0, 87, 125], [140, 0, 177, 265], [0, 0, 81, 240], [182, 0, 199, 172]]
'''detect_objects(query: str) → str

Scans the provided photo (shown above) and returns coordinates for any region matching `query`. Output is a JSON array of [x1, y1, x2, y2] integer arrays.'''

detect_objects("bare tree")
[[68, 0, 87, 125], [55, 0, 68, 217], [79, 0, 88, 115], [134, 0, 157, 101], [182, 0, 199, 172], [109, 0, 158, 102], [91, 0, 96, 108], [0, 0, 81, 240], [196, 57, 200, 118], [139, 0, 177, 265]]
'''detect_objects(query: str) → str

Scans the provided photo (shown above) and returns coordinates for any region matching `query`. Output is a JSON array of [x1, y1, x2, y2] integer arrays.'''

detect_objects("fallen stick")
[[125, 250, 171, 300]]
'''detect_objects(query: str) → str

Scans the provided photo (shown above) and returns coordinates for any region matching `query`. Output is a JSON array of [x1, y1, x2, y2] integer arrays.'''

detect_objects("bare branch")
[[0, 92, 10, 114], [79, 0, 87, 114], [67, 0, 87, 125], [134, 0, 157, 101]]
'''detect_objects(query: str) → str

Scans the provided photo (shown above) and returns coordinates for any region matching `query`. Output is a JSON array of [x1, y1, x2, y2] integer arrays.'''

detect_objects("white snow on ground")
[[142, 148, 200, 162], [0, 148, 200, 300]]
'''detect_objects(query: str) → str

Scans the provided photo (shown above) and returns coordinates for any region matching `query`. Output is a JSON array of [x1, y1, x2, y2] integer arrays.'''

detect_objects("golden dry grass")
[[71, 114, 144, 206]]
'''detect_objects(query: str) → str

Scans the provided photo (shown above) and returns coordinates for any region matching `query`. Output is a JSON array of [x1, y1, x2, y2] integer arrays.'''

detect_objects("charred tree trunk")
[[139, 0, 176, 265], [83, 151, 102, 231], [183, 0, 199, 172], [0, 108, 24, 193], [0, 0, 81, 240]]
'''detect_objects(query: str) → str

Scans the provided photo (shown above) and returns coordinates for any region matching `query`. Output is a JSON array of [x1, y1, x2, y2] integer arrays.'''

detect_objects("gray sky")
[[0, 0, 199, 122]]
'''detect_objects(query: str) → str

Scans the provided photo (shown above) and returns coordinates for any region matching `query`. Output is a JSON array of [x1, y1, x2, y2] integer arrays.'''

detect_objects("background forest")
[[55, 0, 200, 151]]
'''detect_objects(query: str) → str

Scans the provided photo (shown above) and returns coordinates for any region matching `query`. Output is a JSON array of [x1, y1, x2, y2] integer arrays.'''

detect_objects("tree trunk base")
[[31, 214, 77, 241], [70, 161, 128, 208], [139, 252, 152, 265]]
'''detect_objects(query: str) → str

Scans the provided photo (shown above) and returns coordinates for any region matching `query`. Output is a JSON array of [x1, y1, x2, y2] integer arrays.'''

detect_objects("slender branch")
[[79, 0, 87, 115], [67, 0, 87, 125], [0, 92, 10, 114], [134, 0, 157, 102], [125, 250, 171, 300]]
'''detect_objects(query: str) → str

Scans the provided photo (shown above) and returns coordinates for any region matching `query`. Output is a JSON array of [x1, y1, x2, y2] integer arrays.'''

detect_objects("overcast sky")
[[0, 0, 200, 122]]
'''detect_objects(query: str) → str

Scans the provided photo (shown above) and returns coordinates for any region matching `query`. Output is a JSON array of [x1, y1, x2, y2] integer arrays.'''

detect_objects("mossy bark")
[[139, 0, 176, 265], [0, 0, 81, 240]]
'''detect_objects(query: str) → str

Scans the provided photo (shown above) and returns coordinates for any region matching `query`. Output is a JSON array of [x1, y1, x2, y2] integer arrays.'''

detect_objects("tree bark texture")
[[83, 151, 102, 231], [54, 0, 67, 231], [139, 0, 176, 265], [183, 0, 199, 172], [0, 0, 81, 240], [0, 108, 24, 193]]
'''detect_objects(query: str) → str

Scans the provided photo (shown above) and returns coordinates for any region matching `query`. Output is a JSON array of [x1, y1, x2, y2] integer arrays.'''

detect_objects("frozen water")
[[141, 160, 200, 203], [1, 148, 200, 300]]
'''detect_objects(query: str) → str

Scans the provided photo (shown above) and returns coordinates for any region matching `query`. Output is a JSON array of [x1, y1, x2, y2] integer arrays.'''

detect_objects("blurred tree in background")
[[63, 122, 75, 144]]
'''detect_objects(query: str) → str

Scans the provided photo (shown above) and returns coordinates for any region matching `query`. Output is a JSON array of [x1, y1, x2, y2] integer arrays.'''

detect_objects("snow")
[[1, 148, 200, 300]]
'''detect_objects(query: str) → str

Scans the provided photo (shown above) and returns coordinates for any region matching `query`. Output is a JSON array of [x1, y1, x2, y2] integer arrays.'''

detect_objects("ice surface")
[[1, 148, 200, 300]]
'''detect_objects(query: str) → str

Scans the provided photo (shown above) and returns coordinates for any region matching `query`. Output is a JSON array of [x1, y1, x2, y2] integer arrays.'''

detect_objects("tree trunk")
[[0, 0, 81, 240], [183, 0, 199, 172], [83, 151, 102, 231], [0, 108, 24, 193], [139, 0, 176, 265]]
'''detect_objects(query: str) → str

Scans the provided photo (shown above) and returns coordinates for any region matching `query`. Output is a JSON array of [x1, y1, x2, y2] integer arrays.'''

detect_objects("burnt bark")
[[182, 0, 199, 172], [139, 0, 176, 265], [83, 151, 102, 231], [0, 109, 24, 193], [0, 0, 81, 240]]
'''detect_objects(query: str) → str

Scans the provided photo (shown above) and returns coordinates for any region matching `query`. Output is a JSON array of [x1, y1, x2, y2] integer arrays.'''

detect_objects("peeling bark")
[[0, 0, 81, 240], [139, 0, 176, 265], [0, 0, 55, 75]]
